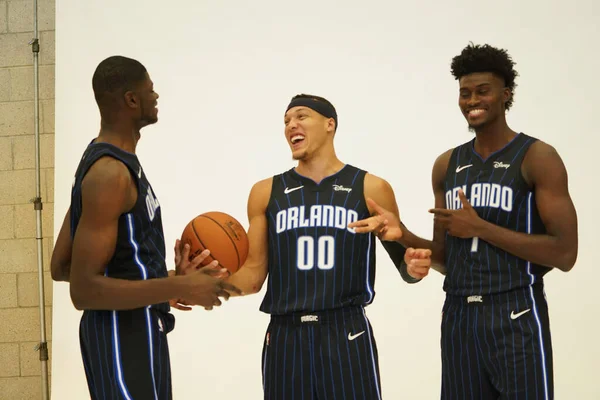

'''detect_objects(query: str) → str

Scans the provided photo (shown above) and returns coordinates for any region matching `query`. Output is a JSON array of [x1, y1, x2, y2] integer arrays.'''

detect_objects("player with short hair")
[[349, 43, 579, 399], [50, 55, 241, 400], [223, 93, 432, 399]]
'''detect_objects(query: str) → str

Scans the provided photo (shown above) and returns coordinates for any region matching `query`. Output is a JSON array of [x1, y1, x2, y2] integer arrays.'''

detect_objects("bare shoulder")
[[522, 139, 567, 186], [432, 148, 454, 189], [524, 139, 562, 160], [80, 156, 136, 214], [363, 172, 398, 214], [83, 156, 133, 189], [250, 176, 273, 197], [433, 148, 454, 173], [364, 172, 393, 193], [247, 176, 273, 214]]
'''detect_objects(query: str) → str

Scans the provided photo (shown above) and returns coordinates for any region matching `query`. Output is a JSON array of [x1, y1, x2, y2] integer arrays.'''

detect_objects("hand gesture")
[[404, 248, 432, 279], [170, 239, 230, 311], [183, 266, 243, 310], [348, 198, 403, 242], [429, 189, 482, 238]]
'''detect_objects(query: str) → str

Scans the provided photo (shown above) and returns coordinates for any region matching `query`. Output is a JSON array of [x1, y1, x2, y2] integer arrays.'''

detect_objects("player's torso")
[[70, 142, 169, 286], [260, 164, 376, 315], [443, 133, 549, 296]]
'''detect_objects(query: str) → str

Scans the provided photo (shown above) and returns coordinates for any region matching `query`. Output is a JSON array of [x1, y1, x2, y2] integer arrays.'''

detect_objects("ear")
[[326, 118, 336, 134], [123, 90, 139, 110], [503, 87, 512, 105]]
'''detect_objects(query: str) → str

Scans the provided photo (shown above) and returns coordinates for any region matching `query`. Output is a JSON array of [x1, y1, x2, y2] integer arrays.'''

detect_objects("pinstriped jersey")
[[443, 132, 550, 296], [259, 164, 376, 315], [70, 141, 171, 315]]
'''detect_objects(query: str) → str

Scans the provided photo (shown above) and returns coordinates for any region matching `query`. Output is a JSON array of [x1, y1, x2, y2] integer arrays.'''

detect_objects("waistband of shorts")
[[150, 306, 176, 334], [444, 283, 545, 306], [270, 306, 365, 325]]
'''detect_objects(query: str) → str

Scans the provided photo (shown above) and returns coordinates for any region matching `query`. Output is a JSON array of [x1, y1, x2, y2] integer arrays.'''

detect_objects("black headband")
[[286, 97, 338, 130]]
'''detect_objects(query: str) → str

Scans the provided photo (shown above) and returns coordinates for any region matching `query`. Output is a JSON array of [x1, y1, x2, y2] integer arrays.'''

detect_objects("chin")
[[292, 149, 308, 161], [467, 119, 487, 133]]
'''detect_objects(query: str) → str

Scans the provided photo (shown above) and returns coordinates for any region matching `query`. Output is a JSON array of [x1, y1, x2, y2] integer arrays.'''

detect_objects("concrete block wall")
[[0, 0, 55, 398]]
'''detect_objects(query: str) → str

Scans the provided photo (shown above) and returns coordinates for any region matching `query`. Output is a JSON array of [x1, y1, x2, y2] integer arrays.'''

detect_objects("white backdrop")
[[52, 0, 599, 398]]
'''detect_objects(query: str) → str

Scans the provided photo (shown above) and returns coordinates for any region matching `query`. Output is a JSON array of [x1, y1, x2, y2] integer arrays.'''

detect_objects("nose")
[[286, 118, 299, 132], [467, 93, 479, 106]]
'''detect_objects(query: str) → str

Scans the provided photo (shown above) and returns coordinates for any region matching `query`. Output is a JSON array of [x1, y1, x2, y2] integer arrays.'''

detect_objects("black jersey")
[[443, 132, 550, 296], [259, 164, 376, 315], [70, 141, 170, 315]]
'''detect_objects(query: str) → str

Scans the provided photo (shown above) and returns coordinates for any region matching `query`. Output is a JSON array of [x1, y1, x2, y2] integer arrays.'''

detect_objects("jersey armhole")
[[518, 137, 540, 190], [265, 174, 279, 211], [80, 152, 141, 212]]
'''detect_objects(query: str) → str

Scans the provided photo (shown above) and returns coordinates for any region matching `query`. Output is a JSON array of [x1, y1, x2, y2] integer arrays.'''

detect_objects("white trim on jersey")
[[127, 213, 159, 400], [526, 192, 550, 400]]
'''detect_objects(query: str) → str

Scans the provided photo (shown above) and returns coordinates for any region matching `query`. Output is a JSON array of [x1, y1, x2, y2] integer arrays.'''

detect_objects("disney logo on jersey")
[[446, 183, 513, 212], [332, 184, 352, 193], [146, 186, 160, 221], [276, 205, 358, 234], [494, 161, 510, 169]]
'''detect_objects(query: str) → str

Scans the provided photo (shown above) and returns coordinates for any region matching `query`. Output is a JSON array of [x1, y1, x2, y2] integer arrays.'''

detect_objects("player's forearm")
[[397, 225, 446, 269], [70, 274, 185, 310], [475, 220, 576, 272], [225, 264, 266, 296]]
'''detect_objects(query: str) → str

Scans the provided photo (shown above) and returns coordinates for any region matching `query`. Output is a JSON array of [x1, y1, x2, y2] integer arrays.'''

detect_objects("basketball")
[[180, 211, 249, 274]]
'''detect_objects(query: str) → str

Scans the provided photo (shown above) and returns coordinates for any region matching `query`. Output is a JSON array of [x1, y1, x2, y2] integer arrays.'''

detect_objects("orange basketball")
[[180, 211, 249, 274]]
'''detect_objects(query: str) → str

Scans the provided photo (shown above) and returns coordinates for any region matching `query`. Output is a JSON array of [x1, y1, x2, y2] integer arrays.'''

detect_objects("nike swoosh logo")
[[456, 164, 473, 173], [510, 309, 531, 320], [284, 186, 304, 194], [348, 331, 365, 341]]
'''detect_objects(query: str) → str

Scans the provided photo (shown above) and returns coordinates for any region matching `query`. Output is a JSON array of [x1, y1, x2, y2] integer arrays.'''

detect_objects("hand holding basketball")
[[170, 239, 231, 311], [180, 211, 249, 276]]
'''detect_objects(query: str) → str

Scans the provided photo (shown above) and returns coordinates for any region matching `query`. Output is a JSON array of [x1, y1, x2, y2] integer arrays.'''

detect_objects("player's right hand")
[[183, 267, 243, 310], [405, 248, 432, 279]]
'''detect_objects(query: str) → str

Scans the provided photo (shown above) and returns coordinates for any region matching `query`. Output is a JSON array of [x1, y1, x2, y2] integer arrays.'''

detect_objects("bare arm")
[[362, 174, 437, 279], [473, 141, 578, 272], [69, 157, 188, 310], [225, 177, 272, 295], [50, 208, 72, 282], [363, 166, 447, 274], [428, 150, 453, 275]]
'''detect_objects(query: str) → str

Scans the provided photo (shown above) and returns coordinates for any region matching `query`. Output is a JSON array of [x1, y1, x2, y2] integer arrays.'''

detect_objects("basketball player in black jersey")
[[350, 43, 579, 399], [219, 93, 432, 399], [50, 55, 240, 400]]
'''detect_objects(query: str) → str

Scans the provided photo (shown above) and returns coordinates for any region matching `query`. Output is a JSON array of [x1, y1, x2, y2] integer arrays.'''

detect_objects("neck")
[[473, 116, 517, 159], [295, 145, 344, 184], [96, 119, 140, 153]]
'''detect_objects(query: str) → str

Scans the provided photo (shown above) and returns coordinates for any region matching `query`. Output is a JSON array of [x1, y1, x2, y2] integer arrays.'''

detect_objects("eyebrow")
[[460, 83, 492, 90], [285, 107, 309, 118]]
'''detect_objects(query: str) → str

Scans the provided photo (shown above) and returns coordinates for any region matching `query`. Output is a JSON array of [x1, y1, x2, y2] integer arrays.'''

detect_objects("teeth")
[[469, 109, 485, 116], [291, 135, 304, 143]]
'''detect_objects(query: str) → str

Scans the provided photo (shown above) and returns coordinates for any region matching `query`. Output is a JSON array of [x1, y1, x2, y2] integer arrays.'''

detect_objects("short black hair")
[[289, 93, 338, 130], [290, 93, 335, 109], [92, 55, 147, 103], [450, 43, 519, 110]]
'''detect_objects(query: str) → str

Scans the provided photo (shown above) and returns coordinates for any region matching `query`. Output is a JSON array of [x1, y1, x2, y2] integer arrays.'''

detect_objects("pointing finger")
[[458, 189, 472, 209]]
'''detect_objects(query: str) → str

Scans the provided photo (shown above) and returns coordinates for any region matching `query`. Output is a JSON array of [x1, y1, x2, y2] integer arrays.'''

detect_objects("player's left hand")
[[428, 189, 482, 238], [348, 198, 403, 241]]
